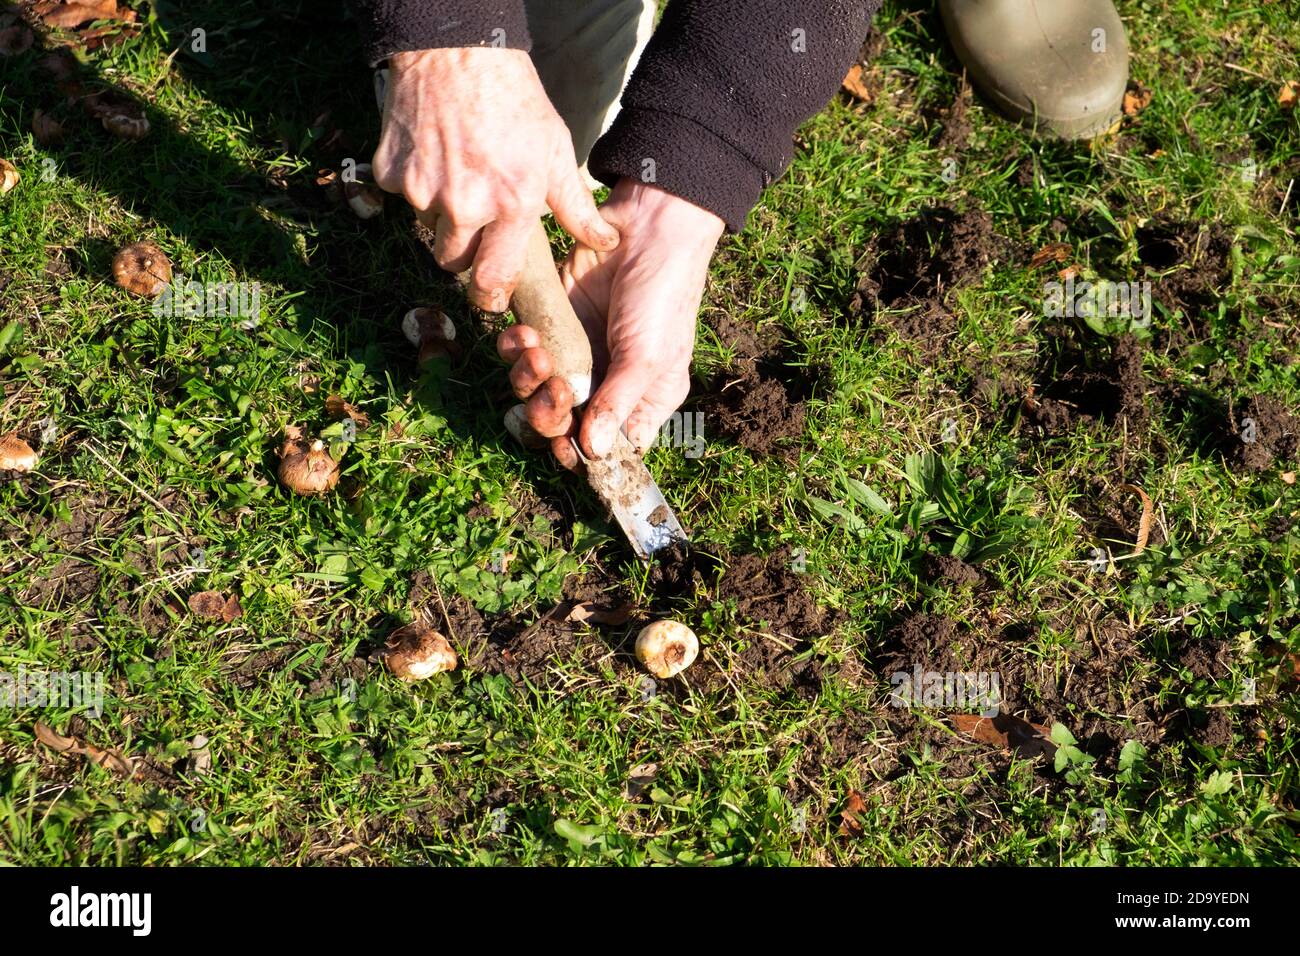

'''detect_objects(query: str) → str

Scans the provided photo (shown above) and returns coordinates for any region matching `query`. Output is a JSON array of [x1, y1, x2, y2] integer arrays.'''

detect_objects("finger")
[[508, 347, 555, 400], [525, 377, 575, 438], [550, 434, 582, 473], [433, 216, 483, 274], [548, 161, 620, 252], [497, 324, 542, 363], [579, 351, 658, 458], [626, 378, 690, 454], [469, 217, 532, 312]]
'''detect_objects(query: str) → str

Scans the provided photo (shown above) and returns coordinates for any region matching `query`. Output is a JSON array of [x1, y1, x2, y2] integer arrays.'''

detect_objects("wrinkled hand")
[[372, 48, 619, 311], [497, 178, 725, 470]]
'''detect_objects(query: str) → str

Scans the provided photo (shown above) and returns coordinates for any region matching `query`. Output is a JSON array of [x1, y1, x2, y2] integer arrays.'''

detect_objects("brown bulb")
[[277, 427, 339, 495], [0, 433, 38, 472], [101, 110, 149, 140], [112, 242, 172, 297], [384, 621, 458, 680], [0, 158, 18, 195]]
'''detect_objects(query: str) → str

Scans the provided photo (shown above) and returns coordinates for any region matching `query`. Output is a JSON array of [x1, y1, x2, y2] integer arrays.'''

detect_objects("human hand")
[[497, 178, 725, 469], [372, 48, 620, 312]]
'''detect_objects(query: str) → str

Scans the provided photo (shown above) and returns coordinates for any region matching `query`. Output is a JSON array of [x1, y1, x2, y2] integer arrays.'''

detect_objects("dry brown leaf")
[[1116, 482, 1154, 554], [188, 590, 242, 622], [566, 601, 634, 626], [325, 395, 370, 428], [1279, 81, 1299, 111], [1123, 86, 1153, 116], [841, 64, 874, 102], [1029, 242, 1072, 269], [951, 712, 1057, 759], [35, 721, 136, 777], [839, 790, 868, 836], [33, 0, 131, 30]]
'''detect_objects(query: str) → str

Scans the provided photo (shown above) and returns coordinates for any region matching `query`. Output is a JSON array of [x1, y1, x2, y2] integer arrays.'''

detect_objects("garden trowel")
[[505, 220, 688, 561]]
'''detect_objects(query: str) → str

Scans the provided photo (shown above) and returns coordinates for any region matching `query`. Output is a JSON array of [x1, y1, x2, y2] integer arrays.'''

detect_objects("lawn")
[[1, 0, 1297, 866]]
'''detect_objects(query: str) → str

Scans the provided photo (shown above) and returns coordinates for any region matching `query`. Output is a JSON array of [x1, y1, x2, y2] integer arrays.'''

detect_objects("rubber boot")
[[939, 0, 1129, 140]]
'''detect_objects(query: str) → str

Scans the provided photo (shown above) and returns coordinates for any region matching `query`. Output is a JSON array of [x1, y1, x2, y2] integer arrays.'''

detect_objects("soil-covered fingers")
[[507, 347, 555, 400], [432, 213, 485, 275], [524, 376, 575, 439], [548, 154, 620, 254], [496, 324, 542, 363]]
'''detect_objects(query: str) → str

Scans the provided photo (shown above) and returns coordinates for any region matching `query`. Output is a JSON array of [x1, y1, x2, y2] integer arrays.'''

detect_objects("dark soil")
[[1136, 218, 1234, 335], [932, 78, 974, 154], [1024, 333, 1149, 435], [850, 206, 1006, 363], [923, 553, 982, 588], [1221, 393, 1298, 473], [874, 610, 1175, 772], [699, 317, 821, 457]]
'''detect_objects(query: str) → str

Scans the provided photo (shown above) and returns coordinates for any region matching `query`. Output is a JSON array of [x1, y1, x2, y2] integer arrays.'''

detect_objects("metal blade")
[[574, 433, 688, 560]]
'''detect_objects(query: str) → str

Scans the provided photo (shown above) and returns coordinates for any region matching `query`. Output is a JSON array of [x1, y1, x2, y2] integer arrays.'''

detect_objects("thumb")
[[580, 350, 657, 459], [548, 160, 620, 252]]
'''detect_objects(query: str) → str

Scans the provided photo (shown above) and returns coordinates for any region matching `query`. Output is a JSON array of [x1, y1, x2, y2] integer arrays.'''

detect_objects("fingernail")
[[588, 415, 616, 457]]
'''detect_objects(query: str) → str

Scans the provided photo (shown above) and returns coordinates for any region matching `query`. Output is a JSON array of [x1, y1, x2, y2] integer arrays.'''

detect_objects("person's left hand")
[[497, 177, 725, 469]]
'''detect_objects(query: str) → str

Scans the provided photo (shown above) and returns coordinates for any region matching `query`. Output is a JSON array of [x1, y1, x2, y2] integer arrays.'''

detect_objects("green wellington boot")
[[939, 0, 1129, 140]]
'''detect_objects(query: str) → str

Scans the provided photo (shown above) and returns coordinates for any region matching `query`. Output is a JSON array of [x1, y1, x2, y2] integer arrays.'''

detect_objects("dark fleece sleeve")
[[588, 0, 881, 232], [351, 1, 532, 65]]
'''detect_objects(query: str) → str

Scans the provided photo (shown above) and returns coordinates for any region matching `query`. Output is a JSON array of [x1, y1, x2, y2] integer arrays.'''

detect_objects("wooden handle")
[[510, 220, 593, 405]]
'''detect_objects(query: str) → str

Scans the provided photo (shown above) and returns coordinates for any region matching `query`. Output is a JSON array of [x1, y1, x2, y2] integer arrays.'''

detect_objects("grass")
[[1, 0, 1298, 865]]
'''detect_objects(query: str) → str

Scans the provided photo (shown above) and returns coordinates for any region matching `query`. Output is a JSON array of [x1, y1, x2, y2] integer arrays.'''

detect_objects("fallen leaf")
[[1123, 86, 1152, 116], [1282, 472, 1295, 485], [1279, 81, 1299, 111], [325, 394, 370, 428], [35, 721, 136, 776], [1116, 483, 1154, 554], [1058, 264, 1081, 281], [839, 790, 868, 836], [951, 712, 1057, 759], [188, 590, 243, 622], [1029, 242, 1072, 269], [623, 761, 658, 800], [841, 63, 874, 102], [33, 0, 132, 30], [566, 601, 634, 626]]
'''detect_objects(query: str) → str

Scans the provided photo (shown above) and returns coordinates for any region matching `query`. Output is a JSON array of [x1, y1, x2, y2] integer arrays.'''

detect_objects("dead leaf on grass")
[[951, 712, 1057, 759], [187, 590, 243, 622], [33, 0, 135, 30], [566, 601, 634, 626], [1029, 242, 1072, 269], [1123, 86, 1153, 116], [1116, 483, 1154, 554], [623, 761, 658, 800], [1279, 81, 1298, 111], [841, 64, 874, 102], [35, 721, 136, 777], [839, 789, 868, 836], [325, 394, 370, 428]]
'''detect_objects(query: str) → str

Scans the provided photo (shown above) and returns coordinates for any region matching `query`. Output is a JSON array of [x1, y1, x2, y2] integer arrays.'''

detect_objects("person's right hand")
[[372, 48, 620, 312]]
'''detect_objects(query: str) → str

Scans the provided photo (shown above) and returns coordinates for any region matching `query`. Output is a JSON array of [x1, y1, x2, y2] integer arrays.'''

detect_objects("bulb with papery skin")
[[635, 620, 699, 678], [277, 427, 339, 495], [0, 433, 37, 472], [384, 621, 458, 680]]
